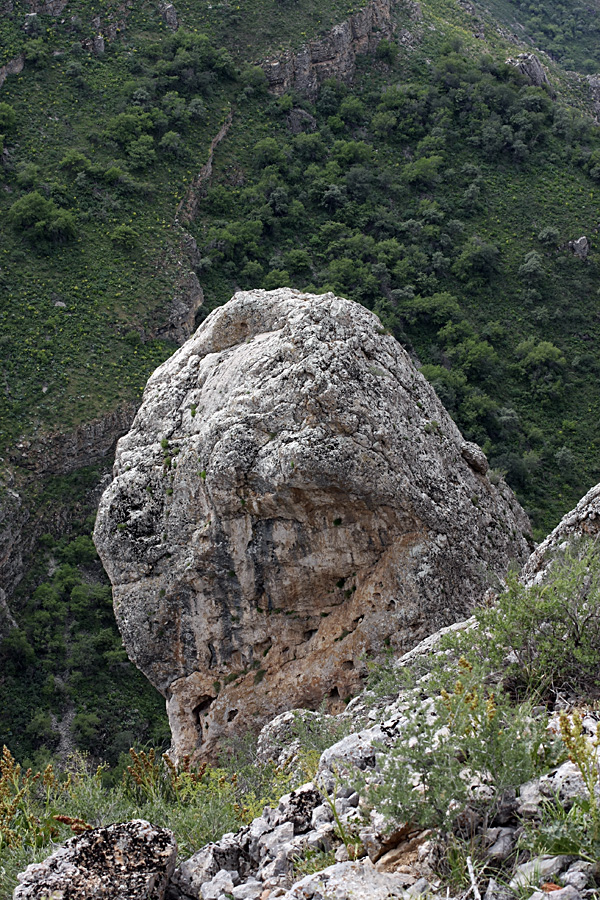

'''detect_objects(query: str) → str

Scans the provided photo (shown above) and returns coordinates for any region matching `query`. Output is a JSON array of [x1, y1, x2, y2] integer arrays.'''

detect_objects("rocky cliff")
[[261, 0, 415, 98], [10, 404, 137, 477], [94, 288, 531, 762]]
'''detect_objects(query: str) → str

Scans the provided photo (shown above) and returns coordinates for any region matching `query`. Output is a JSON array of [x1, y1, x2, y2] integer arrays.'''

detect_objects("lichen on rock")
[[14, 820, 177, 900], [94, 288, 531, 761]]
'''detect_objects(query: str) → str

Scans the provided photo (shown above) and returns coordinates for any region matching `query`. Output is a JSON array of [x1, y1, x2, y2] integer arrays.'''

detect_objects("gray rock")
[[0, 54, 24, 90], [161, 2, 178, 29], [527, 889, 581, 900], [564, 860, 595, 890], [13, 820, 177, 900], [261, 0, 403, 98], [259, 822, 295, 858], [274, 784, 324, 834], [280, 858, 408, 898], [92, 34, 105, 55], [201, 870, 240, 900], [156, 270, 204, 346], [304, 823, 337, 852], [287, 108, 317, 134], [521, 481, 600, 587], [231, 881, 263, 900], [171, 836, 243, 898], [12, 403, 137, 476], [260, 850, 291, 880], [539, 761, 592, 806], [94, 288, 531, 762], [311, 803, 334, 828], [517, 778, 544, 818], [506, 53, 549, 86], [510, 855, 572, 890], [461, 440, 489, 474], [406, 877, 431, 896], [562, 871, 590, 891], [484, 878, 516, 900], [483, 827, 516, 861], [319, 725, 385, 777], [256, 709, 332, 769], [569, 236, 590, 259]]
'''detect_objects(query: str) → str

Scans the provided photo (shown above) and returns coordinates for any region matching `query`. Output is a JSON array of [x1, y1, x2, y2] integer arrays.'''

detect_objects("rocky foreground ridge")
[[16, 480, 600, 900], [94, 288, 531, 762]]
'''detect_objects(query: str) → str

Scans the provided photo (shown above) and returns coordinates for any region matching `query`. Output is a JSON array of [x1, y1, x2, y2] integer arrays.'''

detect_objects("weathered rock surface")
[[27, 0, 69, 13], [281, 858, 410, 899], [11, 403, 137, 476], [161, 1, 178, 30], [156, 270, 204, 346], [569, 235, 590, 259], [14, 820, 177, 900], [0, 54, 24, 90], [506, 52, 549, 86], [164, 644, 599, 899], [521, 480, 600, 586], [586, 74, 600, 117], [262, 0, 410, 98], [94, 287, 531, 761]]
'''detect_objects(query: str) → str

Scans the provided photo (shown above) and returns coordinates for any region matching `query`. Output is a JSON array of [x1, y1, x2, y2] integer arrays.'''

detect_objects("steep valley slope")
[[2, 0, 600, 763]]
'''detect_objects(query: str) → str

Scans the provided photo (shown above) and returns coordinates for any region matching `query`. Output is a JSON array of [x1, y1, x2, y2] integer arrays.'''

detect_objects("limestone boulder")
[[14, 820, 177, 900], [94, 288, 531, 761]]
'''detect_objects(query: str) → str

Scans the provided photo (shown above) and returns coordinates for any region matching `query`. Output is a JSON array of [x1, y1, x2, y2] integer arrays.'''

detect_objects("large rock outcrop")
[[506, 52, 549, 87], [261, 0, 405, 98], [94, 288, 531, 761]]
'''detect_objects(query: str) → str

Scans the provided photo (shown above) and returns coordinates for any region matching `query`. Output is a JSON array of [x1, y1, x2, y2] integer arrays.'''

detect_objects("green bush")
[[7, 192, 77, 243], [127, 135, 156, 169], [368, 656, 552, 832], [463, 539, 600, 701], [376, 39, 398, 65], [110, 224, 140, 251], [0, 103, 16, 133]]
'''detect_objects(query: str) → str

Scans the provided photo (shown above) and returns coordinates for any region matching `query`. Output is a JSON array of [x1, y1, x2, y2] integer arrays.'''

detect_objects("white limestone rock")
[[94, 288, 531, 761]]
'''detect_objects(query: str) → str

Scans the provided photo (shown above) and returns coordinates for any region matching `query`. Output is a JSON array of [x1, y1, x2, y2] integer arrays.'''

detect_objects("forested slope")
[[2, 0, 600, 763]]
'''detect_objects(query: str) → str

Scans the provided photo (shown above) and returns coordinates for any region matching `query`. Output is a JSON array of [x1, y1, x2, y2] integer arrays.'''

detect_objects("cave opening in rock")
[[192, 695, 214, 739]]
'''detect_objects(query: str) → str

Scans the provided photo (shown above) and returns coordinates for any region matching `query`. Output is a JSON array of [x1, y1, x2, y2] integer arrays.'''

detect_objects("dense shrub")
[[7, 192, 77, 243]]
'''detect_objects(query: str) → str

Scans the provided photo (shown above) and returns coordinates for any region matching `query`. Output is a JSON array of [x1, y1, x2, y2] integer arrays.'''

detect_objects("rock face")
[[586, 74, 600, 117], [11, 403, 137, 476], [506, 52, 549, 87], [0, 54, 24, 90], [161, 1, 178, 30], [157, 271, 204, 346], [569, 235, 590, 259], [94, 288, 531, 761], [521, 480, 600, 586], [14, 820, 177, 900], [262, 0, 405, 98], [28, 0, 70, 13]]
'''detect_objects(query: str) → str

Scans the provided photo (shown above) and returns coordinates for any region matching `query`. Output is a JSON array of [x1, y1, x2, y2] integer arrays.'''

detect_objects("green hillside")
[[2, 0, 600, 763]]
